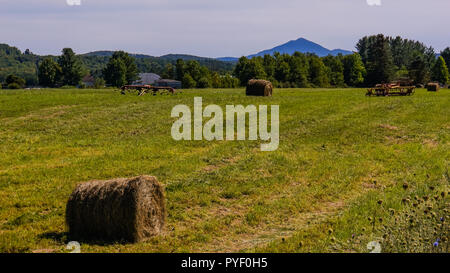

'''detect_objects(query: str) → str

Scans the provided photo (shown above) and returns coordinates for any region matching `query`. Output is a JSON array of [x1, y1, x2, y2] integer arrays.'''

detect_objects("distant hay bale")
[[66, 175, 166, 243], [427, 83, 439, 92], [246, 79, 273, 97]]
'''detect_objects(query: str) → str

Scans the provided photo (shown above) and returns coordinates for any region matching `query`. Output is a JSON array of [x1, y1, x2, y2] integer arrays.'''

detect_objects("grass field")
[[0, 88, 448, 253]]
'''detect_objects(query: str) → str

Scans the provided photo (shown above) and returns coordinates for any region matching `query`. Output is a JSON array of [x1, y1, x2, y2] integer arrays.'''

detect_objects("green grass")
[[0, 88, 448, 253]]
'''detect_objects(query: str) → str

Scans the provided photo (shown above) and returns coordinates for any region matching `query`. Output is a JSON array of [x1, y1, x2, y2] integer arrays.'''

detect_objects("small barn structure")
[[155, 79, 182, 89], [82, 75, 95, 88], [133, 73, 161, 85]]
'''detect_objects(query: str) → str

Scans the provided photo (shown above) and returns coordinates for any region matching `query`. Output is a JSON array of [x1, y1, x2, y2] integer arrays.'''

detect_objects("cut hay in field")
[[66, 175, 166, 243], [427, 83, 440, 92], [246, 79, 273, 97]]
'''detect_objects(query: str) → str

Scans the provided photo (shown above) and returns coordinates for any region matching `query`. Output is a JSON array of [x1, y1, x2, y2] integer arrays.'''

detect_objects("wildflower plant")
[[379, 186, 449, 253]]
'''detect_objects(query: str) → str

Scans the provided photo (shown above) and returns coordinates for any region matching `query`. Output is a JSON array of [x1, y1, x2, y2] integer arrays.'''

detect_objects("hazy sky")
[[0, 0, 449, 57]]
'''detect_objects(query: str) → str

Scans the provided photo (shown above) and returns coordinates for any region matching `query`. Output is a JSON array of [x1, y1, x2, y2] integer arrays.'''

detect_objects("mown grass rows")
[[0, 88, 448, 253]]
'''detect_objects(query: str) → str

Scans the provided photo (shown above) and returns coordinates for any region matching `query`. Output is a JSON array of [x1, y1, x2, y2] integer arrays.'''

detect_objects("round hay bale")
[[66, 175, 165, 243], [246, 79, 273, 97], [426, 83, 440, 92]]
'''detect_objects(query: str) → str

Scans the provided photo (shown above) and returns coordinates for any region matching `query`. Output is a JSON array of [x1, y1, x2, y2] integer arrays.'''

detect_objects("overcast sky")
[[0, 0, 448, 57]]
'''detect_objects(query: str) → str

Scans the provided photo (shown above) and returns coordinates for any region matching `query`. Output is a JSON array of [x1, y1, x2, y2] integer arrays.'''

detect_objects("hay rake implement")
[[366, 83, 415, 97], [121, 85, 177, 96]]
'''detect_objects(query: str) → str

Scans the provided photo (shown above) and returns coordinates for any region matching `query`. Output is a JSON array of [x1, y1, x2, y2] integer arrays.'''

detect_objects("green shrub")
[[182, 74, 196, 89], [5, 74, 26, 88], [197, 77, 211, 88], [7, 83, 22, 89], [93, 78, 106, 89]]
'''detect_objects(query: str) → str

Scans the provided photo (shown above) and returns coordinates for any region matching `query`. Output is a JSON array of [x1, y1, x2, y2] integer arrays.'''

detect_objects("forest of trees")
[[233, 52, 365, 88], [1, 34, 449, 89], [356, 34, 447, 86], [233, 34, 449, 88], [0, 44, 235, 88]]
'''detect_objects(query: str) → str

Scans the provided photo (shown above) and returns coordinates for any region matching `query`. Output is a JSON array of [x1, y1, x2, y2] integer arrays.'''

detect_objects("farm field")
[[0, 87, 448, 253]]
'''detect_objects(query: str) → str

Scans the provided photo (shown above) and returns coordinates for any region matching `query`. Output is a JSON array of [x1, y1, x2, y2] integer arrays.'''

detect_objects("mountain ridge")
[[217, 38, 353, 62], [83, 37, 352, 63]]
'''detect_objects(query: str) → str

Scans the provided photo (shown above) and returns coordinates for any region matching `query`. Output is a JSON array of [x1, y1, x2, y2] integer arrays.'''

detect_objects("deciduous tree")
[[38, 58, 61, 87], [342, 53, 366, 86]]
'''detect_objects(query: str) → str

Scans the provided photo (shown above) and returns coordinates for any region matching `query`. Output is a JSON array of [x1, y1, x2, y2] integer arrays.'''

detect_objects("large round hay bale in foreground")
[[246, 79, 273, 97], [66, 175, 165, 243]]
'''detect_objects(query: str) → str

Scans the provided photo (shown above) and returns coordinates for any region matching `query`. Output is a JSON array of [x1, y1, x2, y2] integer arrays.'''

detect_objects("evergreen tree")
[[356, 36, 377, 65], [440, 48, 450, 71], [408, 53, 429, 85], [431, 56, 449, 84], [175, 59, 185, 81], [365, 34, 395, 85], [58, 48, 84, 86]]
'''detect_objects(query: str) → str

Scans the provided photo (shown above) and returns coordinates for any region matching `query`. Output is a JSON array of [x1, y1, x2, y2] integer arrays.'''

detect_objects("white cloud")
[[66, 0, 81, 6], [367, 0, 382, 6]]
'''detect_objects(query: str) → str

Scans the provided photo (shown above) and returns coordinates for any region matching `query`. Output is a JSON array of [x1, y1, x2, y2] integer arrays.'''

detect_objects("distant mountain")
[[83, 51, 152, 59], [216, 38, 353, 62], [83, 51, 235, 72], [159, 54, 219, 62], [330, 49, 353, 56], [54, 37, 353, 63], [83, 51, 114, 57], [84, 51, 222, 62], [216, 57, 240, 62]]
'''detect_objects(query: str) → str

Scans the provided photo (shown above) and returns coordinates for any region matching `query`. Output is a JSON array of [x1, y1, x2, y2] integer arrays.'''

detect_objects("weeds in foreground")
[[379, 186, 449, 253]]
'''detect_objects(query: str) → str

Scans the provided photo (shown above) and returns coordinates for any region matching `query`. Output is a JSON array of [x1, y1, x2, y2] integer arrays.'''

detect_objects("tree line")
[[1, 34, 449, 89], [233, 52, 365, 88], [233, 34, 449, 88], [0, 44, 234, 88], [160, 59, 239, 89], [357, 34, 449, 86], [0, 48, 238, 89]]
